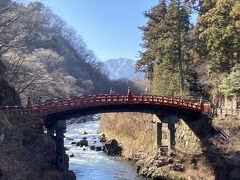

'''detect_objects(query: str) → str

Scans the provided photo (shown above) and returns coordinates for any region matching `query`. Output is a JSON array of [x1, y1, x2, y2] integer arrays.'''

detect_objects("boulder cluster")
[[67, 133, 122, 158]]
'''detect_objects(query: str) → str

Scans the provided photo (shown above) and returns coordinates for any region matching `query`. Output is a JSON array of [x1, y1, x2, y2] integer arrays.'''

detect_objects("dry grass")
[[213, 115, 240, 129], [101, 112, 156, 158]]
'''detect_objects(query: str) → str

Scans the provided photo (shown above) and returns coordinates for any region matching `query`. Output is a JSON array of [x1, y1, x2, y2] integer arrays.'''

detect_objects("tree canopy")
[[138, 0, 240, 104]]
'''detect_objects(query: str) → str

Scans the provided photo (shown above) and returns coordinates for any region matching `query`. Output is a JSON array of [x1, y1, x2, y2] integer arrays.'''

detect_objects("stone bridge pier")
[[45, 120, 67, 171], [154, 114, 217, 155], [155, 115, 177, 154]]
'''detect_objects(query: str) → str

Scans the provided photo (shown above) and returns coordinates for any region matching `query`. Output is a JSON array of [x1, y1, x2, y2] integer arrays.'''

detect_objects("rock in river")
[[104, 139, 122, 155], [76, 139, 88, 147], [95, 146, 102, 151], [69, 154, 74, 158], [90, 145, 95, 150], [99, 133, 106, 142]]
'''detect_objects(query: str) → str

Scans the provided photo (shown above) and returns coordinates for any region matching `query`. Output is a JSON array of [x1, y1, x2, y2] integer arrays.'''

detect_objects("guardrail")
[[41, 94, 204, 114], [0, 94, 205, 117], [212, 108, 240, 117], [0, 105, 39, 116]]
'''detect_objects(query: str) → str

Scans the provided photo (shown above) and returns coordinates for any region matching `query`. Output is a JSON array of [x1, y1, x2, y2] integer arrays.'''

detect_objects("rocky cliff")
[[0, 113, 75, 180], [0, 78, 21, 106]]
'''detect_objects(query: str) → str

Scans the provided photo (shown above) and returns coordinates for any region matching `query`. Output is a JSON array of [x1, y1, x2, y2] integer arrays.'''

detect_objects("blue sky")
[[20, 1, 196, 61], [20, 0, 159, 61]]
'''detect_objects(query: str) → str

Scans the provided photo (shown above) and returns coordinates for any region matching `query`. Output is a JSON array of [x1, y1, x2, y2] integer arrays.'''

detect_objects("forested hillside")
[[0, 0, 142, 104], [137, 0, 240, 106]]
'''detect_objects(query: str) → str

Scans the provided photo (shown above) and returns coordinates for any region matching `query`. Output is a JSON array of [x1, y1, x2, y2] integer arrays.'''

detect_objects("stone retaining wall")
[[101, 113, 203, 156], [175, 119, 202, 154]]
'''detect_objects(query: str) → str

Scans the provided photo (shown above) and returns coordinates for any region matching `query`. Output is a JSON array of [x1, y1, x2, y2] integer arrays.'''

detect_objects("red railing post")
[[127, 86, 133, 101], [109, 88, 114, 95], [27, 97, 32, 109]]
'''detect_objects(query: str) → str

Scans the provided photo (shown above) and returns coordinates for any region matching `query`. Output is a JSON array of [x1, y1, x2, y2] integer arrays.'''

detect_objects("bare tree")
[[0, 0, 33, 56]]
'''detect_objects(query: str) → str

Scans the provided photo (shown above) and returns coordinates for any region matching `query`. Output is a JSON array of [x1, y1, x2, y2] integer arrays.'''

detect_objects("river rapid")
[[64, 118, 146, 180]]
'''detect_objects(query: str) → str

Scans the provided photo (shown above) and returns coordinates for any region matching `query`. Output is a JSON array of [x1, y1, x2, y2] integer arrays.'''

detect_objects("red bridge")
[[0, 90, 207, 121]]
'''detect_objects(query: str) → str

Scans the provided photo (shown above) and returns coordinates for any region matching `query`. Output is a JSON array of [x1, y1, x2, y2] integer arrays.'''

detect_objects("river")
[[64, 118, 146, 180]]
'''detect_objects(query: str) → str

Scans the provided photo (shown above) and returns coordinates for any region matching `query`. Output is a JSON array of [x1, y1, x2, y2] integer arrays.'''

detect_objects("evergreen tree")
[[220, 64, 240, 98], [137, 0, 191, 97], [192, 0, 240, 104], [163, 0, 191, 96], [136, 0, 167, 82]]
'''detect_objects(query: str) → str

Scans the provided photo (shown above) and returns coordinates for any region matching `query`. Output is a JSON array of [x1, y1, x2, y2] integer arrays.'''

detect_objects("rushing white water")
[[64, 120, 145, 180]]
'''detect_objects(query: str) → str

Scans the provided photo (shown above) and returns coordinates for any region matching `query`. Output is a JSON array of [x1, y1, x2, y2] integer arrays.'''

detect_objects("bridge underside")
[[43, 104, 202, 126], [41, 103, 210, 172]]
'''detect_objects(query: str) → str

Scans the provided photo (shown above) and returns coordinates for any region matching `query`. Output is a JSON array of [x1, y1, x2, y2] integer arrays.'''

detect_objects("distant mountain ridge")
[[104, 58, 144, 80]]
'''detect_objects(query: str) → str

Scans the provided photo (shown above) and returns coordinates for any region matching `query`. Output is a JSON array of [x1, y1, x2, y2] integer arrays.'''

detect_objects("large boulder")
[[76, 139, 88, 147], [104, 139, 122, 155]]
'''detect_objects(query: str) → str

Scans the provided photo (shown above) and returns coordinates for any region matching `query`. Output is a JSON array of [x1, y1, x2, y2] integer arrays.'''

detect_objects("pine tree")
[[136, 0, 167, 82], [137, 0, 192, 97], [164, 0, 191, 95], [191, 0, 216, 62], [151, 0, 191, 97]]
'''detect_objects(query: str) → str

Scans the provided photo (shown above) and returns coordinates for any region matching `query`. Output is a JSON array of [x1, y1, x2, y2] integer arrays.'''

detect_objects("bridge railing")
[[0, 105, 39, 116], [40, 94, 204, 113], [212, 108, 240, 117], [0, 94, 206, 117]]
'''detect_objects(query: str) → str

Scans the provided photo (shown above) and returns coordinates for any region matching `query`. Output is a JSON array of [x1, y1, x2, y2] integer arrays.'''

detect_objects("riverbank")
[[101, 112, 240, 179], [0, 112, 75, 180]]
